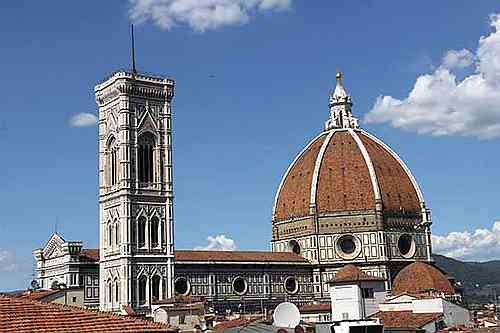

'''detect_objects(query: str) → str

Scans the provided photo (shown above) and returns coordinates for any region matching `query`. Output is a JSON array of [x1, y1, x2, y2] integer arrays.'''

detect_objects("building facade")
[[33, 70, 443, 319], [33, 233, 99, 308], [173, 250, 314, 313], [271, 72, 433, 299], [95, 71, 175, 313]]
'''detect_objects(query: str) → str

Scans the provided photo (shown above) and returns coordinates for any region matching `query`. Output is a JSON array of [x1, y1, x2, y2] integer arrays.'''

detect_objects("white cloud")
[[432, 221, 500, 261], [128, 0, 292, 32], [68, 113, 98, 127], [194, 234, 237, 251], [365, 14, 500, 139], [0, 249, 17, 272], [442, 49, 475, 69]]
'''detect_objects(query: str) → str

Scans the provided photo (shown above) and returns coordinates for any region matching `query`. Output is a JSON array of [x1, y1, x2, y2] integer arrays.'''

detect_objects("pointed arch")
[[138, 132, 156, 183], [138, 216, 147, 248], [151, 274, 161, 302], [114, 219, 120, 246], [108, 223, 113, 247], [138, 275, 147, 305], [107, 278, 113, 307], [107, 135, 119, 186], [114, 277, 120, 303], [150, 216, 160, 248]]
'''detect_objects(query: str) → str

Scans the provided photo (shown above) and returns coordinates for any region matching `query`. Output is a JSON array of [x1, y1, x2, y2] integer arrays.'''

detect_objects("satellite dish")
[[273, 302, 301, 328], [30, 280, 40, 290]]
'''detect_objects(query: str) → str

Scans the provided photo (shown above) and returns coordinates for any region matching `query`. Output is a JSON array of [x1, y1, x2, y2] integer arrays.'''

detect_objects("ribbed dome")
[[272, 128, 425, 222], [392, 262, 454, 295]]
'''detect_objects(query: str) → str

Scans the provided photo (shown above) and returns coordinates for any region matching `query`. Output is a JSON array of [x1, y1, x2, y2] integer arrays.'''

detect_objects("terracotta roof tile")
[[11, 289, 60, 301], [274, 133, 327, 221], [80, 248, 100, 262], [0, 294, 171, 332], [175, 250, 308, 263], [392, 262, 454, 296], [328, 265, 385, 283], [299, 303, 331, 313], [358, 133, 421, 213], [317, 131, 375, 214], [213, 318, 259, 331], [370, 311, 443, 329], [273, 129, 424, 224]]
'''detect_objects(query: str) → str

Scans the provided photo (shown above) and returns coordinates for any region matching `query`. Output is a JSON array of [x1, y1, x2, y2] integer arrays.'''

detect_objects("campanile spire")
[[325, 71, 359, 130]]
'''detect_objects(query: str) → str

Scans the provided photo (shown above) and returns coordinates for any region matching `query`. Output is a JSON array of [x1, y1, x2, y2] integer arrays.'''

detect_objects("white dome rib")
[[272, 131, 327, 220], [360, 129, 425, 204], [348, 129, 382, 202], [309, 129, 337, 208]]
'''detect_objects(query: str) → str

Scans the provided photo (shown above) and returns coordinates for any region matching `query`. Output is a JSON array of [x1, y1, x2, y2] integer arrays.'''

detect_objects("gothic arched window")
[[151, 216, 159, 248], [107, 279, 112, 305], [138, 132, 155, 183], [152, 275, 161, 302], [114, 278, 120, 303], [138, 276, 147, 305], [138, 216, 146, 248], [108, 137, 118, 186], [108, 223, 113, 247], [114, 222, 119, 246]]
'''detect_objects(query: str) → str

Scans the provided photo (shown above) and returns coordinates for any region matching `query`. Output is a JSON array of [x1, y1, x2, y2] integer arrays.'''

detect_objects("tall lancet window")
[[138, 276, 147, 305], [152, 275, 161, 301], [108, 137, 118, 186], [108, 223, 113, 247], [114, 222, 119, 246], [138, 216, 146, 248], [151, 216, 159, 248], [138, 132, 155, 183]]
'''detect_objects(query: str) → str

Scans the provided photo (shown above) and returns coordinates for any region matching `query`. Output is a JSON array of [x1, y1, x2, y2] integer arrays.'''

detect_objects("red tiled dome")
[[392, 261, 454, 295], [329, 264, 386, 283], [273, 128, 424, 222]]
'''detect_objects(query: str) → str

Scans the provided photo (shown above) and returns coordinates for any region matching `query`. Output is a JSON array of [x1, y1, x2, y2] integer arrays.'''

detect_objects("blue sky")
[[1, 1, 500, 290]]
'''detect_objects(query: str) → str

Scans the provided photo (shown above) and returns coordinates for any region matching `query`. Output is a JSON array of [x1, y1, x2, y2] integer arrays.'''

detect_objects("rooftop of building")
[[328, 264, 386, 283], [0, 294, 173, 333], [392, 261, 455, 296], [6, 289, 62, 301], [80, 248, 99, 262], [66, 249, 309, 264], [95, 70, 174, 89], [299, 302, 331, 313], [174, 250, 309, 263], [370, 310, 443, 329]]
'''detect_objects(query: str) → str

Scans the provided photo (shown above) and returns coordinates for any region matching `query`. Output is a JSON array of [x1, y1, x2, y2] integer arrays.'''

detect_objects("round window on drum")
[[284, 276, 299, 295], [398, 234, 416, 258], [232, 276, 248, 296], [336, 234, 361, 260], [174, 277, 191, 296], [338, 235, 356, 254], [289, 240, 301, 255]]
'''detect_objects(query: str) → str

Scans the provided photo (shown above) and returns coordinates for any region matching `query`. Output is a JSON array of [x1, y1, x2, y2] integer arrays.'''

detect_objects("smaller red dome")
[[392, 262, 454, 296], [329, 264, 385, 283]]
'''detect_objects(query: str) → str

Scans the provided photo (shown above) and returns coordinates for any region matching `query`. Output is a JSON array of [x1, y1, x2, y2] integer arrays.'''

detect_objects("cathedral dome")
[[272, 73, 426, 224], [392, 262, 454, 295], [272, 128, 424, 222]]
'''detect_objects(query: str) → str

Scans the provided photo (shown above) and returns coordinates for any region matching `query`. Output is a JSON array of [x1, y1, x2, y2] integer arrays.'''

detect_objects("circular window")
[[339, 235, 356, 254], [174, 277, 191, 296], [232, 276, 248, 295], [336, 235, 361, 259], [284, 276, 299, 295], [289, 240, 301, 255], [398, 234, 415, 258]]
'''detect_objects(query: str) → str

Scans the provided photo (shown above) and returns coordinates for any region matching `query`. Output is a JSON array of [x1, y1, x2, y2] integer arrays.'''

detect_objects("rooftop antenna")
[[131, 24, 137, 74]]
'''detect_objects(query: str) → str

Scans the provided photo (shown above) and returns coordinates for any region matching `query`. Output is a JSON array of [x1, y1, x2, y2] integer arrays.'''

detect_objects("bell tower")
[[95, 71, 175, 313]]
